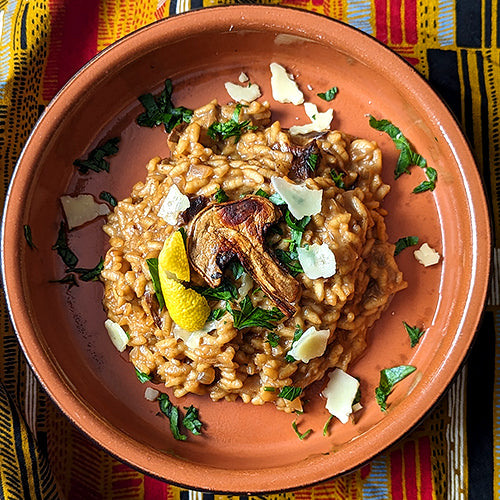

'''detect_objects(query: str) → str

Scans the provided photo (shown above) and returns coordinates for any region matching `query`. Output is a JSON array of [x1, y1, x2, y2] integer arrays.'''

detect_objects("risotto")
[[101, 99, 407, 413]]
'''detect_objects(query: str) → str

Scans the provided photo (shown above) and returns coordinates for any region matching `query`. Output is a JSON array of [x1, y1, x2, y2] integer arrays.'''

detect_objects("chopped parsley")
[[99, 191, 117, 207], [229, 260, 245, 280], [227, 296, 284, 330], [368, 116, 427, 179], [403, 321, 426, 347], [52, 222, 78, 268], [207, 104, 257, 141], [182, 405, 203, 436], [292, 420, 312, 440], [413, 167, 438, 193], [136, 79, 193, 132], [330, 169, 346, 189], [135, 368, 152, 383], [208, 308, 225, 321], [73, 137, 120, 174], [274, 248, 303, 276], [306, 152, 319, 172], [323, 414, 334, 436], [284, 212, 310, 252], [192, 278, 238, 303], [70, 257, 104, 282], [146, 257, 166, 309], [254, 188, 269, 198], [23, 224, 36, 249], [278, 385, 303, 401], [214, 188, 229, 203], [264, 386, 276, 392], [266, 331, 280, 348], [158, 393, 187, 441], [375, 365, 416, 411], [317, 86, 338, 102], [394, 236, 419, 255]]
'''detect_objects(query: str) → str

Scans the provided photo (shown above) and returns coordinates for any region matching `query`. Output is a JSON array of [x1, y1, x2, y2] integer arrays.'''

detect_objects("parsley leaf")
[[227, 296, 284, 330], [269, 192, 286, 206], [266, 331, 280, 347], [135, 368, 152, 383], [285, 325, 304, 362], [182, 405, 203, 435], [23, 224, 36, 249], [368, 116, 427, 178], [137, 79, 193, 132], [292, 420, 312, 440], [192, 279, 238, 302], [330, 169, 346, 189], [158, 393, 187, 441], [317, 86, 338, 102], [403, 321, 425, 347], [70, 257, 104, 281], [208, 104, 257, 141], [274, 248, 303, 276], [413, 167, 438, 193], [278, 385, 303, 401], [73, 137, 120, 174], [229, 260, 245, 280], [394, 236, 419, 256], [99, 191, 117, 207], [254, 188, 269, 198], [323, 414, 334, 436], [284, 212, 310, 252], [214, 188, 229, 203], [306, 152, 320, 171], [208, 308, 225, 321], [52, 222, 78, 268], [50, 274, 79, 288], [375, 365, 416, 411], [146, 258, 166, 310]]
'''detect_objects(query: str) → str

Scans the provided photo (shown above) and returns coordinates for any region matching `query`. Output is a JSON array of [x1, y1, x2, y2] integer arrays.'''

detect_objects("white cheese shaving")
[[157, 184, 190, 225], [270, 177, 322, 220], [60, 194, 110, 230], [104, 319, 128, 352], [172, 319, 219, 349], [238, 72, 249, 83], [224, 81, 262, 103], [269, 62, 304, 105], [287, 326, 329, 363], [289, 102, 334, 135], [414, 243, 441, 267], [237, 272, 254, 297], [297, 243, 336, 279], [323, 368, 360, 424], [144, 387, 160, 401]]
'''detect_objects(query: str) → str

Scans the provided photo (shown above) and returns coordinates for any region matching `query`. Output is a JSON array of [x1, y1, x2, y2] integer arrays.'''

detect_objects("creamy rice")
[[101, 99, 407, 412]]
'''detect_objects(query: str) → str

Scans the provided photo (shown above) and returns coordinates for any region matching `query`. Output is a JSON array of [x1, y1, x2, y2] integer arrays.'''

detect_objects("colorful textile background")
[[0, 1, 497, 499]]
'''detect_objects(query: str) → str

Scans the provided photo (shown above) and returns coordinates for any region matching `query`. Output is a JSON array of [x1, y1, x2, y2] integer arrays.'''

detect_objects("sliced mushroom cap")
[[187, 195, 300, 317]]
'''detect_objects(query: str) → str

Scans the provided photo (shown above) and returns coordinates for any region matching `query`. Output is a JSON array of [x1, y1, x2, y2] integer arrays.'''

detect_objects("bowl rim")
[[1, 4, 492, 493]]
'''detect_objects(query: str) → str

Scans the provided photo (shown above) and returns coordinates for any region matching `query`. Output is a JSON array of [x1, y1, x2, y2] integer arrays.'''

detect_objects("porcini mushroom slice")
[[187, 195, 300, 316]]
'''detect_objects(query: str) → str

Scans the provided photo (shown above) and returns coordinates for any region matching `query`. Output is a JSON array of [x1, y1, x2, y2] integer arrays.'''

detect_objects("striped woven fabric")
[[0, 1, 497, 498]]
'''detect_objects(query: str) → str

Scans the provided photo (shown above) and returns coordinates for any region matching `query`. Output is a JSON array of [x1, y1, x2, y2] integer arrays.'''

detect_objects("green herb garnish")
[[368, 116, 427, 179], [274, 249, 303, 277], [394, 236, 419, 256], [71, 257, 104, 281], [135, 368, 152, 383], [292, 420, 312, 440], [317, 86, 338, 102], [182, 405, 203, 436], [214, 188, 229, 203], [279, 385, 303, 401], [158, 393, 187, 441], [330, 169, 346, 189], [413, 167, 438, 193], [208, 308, 225, 321], [23, 224, 36, 249], [266, 331, 280, 348], [268, 192, 286, 206], [284, 212, 310, 252], [207, 104, 257, 141], [73, 137, 120, 174], [306, 152, 319, 171], [285, 325, 304, 362], [403, 321, 425, 348], [99, 191, 117, 207], [254, 188, 269, 198], [323, 414, 334, 436], [146, 258, 166, 309], [137, 79, 193, 132], [229, 260, 245, 280], [50, 274, 78, 288], [192, 278, 238, 303], [52, 222, 78, 268], [264, 386, 276, 392], [227, 296, 284, 330], [375, 365, 416, 411]]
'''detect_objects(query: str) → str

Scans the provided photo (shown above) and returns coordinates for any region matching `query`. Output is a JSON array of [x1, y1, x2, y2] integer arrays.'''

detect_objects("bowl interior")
[[2, 6, 490, 493]]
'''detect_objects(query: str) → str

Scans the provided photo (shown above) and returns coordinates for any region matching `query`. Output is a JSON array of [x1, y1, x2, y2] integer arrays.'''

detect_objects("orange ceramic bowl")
[[2, 6, 491, 493]]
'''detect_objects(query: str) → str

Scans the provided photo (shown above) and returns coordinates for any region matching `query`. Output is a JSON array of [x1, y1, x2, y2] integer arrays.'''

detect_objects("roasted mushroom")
[[187, 195, 300, 316]]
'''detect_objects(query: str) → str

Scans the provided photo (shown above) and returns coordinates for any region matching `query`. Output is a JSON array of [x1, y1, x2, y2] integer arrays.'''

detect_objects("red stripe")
[[404, 441, 418, 500], [374, 0, 388, 44], [144, 474, 169, 499], [418, 436, 434, 500], [390, 0, 403, 44], [360, 463, 371, 480], [390, 448, 404, 500], [405, 0, 418, 44]]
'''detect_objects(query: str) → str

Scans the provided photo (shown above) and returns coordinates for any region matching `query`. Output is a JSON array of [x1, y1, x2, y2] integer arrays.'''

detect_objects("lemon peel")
[[159, 230, 190, 282], [161, 277, 210, 331]]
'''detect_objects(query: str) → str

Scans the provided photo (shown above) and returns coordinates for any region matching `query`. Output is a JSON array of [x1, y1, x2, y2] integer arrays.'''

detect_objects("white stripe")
[[24, 366, 38, 435], [176, 0, 190, 15]]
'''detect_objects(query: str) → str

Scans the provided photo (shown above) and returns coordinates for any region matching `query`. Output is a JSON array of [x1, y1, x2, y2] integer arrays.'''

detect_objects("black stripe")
[[459, 49, 474, 141], [455, 0, 483, 48], [20, 2, 29, 50], [191, 0, 204, 10], [169, 0, 178, 17]]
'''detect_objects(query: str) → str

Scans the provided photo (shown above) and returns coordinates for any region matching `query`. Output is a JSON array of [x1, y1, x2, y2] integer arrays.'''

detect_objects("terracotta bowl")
[[1, 5, 491, 493]]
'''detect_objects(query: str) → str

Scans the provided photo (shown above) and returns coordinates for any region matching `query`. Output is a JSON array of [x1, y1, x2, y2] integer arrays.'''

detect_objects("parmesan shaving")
[[323, 368, 360, 424], [158, 184, 190, 225], [297, 243, 336, 279], [224, 81, 262, 103], [60, 194, 110, 230], [269, 62, 304, 105], [287, 326, 329, 363], [104, 319, 128, 352], [144, 387, 160, 401], [414, 243, 441, 267], [270, 177, 322, 219], [289, 102, 334, 135]]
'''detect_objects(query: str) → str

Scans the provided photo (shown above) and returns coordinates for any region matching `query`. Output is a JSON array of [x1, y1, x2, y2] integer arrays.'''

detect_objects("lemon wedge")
[[158, 230, 190, 283]]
